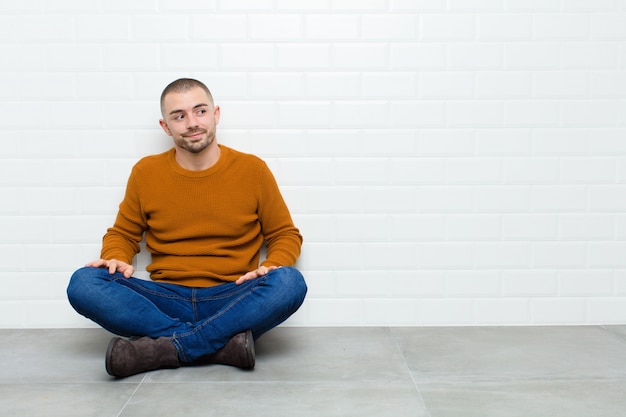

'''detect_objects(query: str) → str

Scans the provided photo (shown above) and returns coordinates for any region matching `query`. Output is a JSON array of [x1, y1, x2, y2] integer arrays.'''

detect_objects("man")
[[67, 78, 307, 378]]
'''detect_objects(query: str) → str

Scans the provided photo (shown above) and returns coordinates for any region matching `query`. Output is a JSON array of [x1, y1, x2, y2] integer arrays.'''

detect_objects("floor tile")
[[419, 379, 626, 417], [1, 383, 138, 417], [119, 381, 428, 417], [391, 326, 626, 382], [146, 327, 413, 383], [0, 328, 141, 383]]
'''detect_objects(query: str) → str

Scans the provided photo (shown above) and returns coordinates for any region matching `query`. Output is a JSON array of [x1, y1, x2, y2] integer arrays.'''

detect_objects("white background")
[[2, 0, 626, 328]]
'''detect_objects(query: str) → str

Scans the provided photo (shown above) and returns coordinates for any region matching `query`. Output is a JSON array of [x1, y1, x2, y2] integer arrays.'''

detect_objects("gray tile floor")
[[2, 326, 626, 416]]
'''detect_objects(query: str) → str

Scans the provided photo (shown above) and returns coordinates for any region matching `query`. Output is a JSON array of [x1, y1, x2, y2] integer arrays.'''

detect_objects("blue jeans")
[[67, 266, 307, 363]]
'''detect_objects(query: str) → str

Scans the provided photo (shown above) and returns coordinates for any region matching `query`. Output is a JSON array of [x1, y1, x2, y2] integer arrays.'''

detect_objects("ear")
[[159, 119, 172, 136], [213, 105, 221, 125]]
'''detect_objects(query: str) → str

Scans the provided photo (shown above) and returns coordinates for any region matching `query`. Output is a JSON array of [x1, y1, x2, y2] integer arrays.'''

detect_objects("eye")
[[174, 114, 184, 121], [196, 108, 207, 115]]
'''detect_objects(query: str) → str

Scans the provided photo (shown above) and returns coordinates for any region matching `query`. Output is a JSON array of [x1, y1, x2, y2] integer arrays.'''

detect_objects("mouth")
[[183, 130, 206, 139]]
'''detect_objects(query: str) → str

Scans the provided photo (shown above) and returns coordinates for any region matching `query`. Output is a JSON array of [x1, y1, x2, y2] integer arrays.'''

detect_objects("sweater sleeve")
[[100, 167, 146, 264], [256, 162, 302, 267]]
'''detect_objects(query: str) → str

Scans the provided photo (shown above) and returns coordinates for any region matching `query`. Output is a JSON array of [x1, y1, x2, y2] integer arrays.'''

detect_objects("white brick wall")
[[2, 1, 626, 328]]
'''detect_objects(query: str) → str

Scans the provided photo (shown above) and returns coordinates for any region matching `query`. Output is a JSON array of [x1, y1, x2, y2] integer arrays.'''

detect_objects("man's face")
[[159, 87, 220, 154]]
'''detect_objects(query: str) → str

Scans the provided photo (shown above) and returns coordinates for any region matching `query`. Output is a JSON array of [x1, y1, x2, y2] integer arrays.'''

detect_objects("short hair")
[[160, 78, 214, 115]]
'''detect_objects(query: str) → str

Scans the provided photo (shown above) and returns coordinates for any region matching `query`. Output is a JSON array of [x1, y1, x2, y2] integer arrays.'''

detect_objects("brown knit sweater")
[[101, 145, 302, 287]]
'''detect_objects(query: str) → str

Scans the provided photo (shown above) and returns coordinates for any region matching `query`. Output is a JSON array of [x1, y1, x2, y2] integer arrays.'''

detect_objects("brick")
[[278, 102, 331, 128], [533, 129, 588, 155], [390, 214, 445, 241], [533, 13, 590, 40], [587, 298, 626, 323], [505, 0, 560, 11], [478, 13, 533, 40], [332, 43, 387, 69], [588, 242, 626, 267], [362, 299, 419, 326], [473, 299, 530, 324], [475, 129, 532, 155], [505, 100, 560, 127], [220, 101, 276, 128], [532, 299, 587, 324], [17, 15, 75, 42], [220, 44, 275, 69], [305, 73, 360, 98], [363, 243, 419, 269], [445, 215, 502, 241], [333, 0, 386, 10], [390, 0, 446, 11], [302, 130, 361, 156], [133, 15, 190, 41], [591, 13, 626, 39], [420, 72, 474, 99], [446, 271, 502, 297], [418, 243, 474, 269], [103, 45, 160, 71], [305, 15, 359, 40], [192, 15, 247, 40], [564, 0, 617, 11], [334, 158, 388, 185], [533, 71, 589, 98], [391, 101, 446, 127], [474, 186, 531, 212], [77, 15, 130, 42], [560, 157, 616, 184], [161, 0, 217, 11], [474, 243, 530, 268], [218, 0, 273, 10], [363, 72, 417, 98], [531, 186, 586, 212], [249, 15, 303, 40], [591, 71, 626, 97], [447, 101, 505, 127], [250, 73, 304, 99], [388, 158, 446, 184], [504, 157, 560, 184], [562, 42, 619, 69], [419, 299, 473, 325], [419, 130, 475, 156], [502, 271, 558, 296], [532, 243, 587, 268], [502, 214, 558, 240], [333, 214, 388, 241], [505, 43, 560, 69], [278, 44, 331, 69], [333, 101, 389, 128], [476, 71, 532, 98], [390, 43, 445, 69], [446, 158, 502, 184], [362, 14, 418, 40], [419, 186, 474, 213], [559, 270, 614, 295], [421, 14, 476, 40], [362, 187, 418, 213], [561, 100, 619, 127]]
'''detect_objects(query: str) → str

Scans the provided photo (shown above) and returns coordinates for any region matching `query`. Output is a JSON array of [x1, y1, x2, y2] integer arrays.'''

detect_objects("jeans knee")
[[274, 266, 307, 303], [66, 266, 107, 309]]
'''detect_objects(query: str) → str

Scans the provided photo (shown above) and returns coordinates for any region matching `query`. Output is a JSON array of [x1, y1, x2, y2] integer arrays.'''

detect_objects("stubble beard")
[[177, 128, 215, 154]]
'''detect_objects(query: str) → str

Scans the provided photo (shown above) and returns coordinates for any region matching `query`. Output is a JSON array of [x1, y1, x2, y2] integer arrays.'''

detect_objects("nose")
[[185, 114, 199, 130]]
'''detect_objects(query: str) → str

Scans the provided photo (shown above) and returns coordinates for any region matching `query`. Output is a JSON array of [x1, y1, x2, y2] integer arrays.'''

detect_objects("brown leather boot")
[[105, 336, 180, 378], [196, 330, 255, 369]]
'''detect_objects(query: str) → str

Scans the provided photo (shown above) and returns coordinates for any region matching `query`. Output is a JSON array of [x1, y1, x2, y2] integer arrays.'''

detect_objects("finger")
[[85, 259, 104, 268], [122, 266, 134, 278], [236, 271, 255, 285]]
